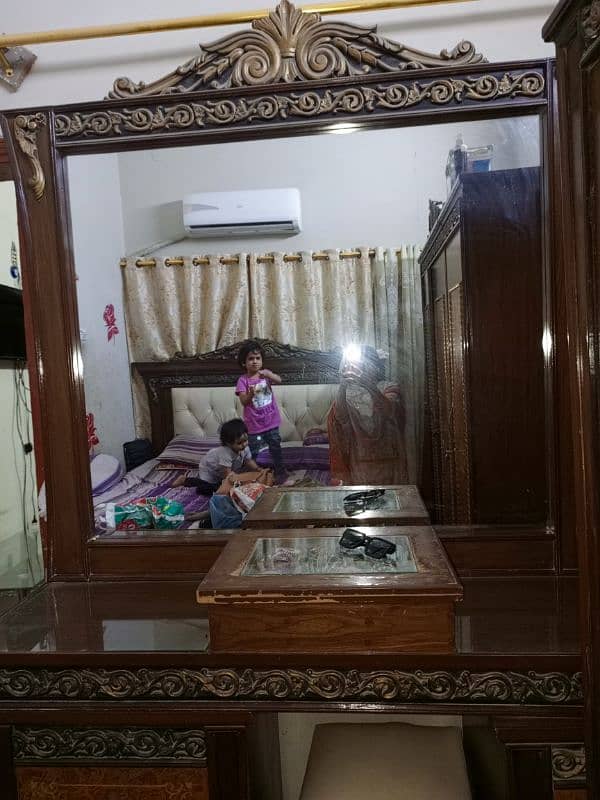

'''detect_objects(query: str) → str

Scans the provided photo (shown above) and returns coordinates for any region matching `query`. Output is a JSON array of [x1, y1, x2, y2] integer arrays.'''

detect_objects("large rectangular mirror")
[[0, 1, 559, 580], [62, 113, 546, 550]]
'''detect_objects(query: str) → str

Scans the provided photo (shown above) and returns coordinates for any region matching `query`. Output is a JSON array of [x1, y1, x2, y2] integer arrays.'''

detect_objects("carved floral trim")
[[107, 0, 485, 99], [0, 667, 583, 704], [55, 71, 545, 141], [551, 745, 586, 785], [581, 1, 600, 48], [13, 114, 47, 201], [13, 727, 207, 764]]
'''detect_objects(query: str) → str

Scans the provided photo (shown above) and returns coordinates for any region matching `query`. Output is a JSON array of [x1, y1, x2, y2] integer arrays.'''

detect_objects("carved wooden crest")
[[108, 0, 485, 99], [173, 337, 341, 363]]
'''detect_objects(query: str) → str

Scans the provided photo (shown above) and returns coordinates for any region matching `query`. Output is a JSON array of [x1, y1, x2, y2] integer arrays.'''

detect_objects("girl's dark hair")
[[220, 418, 248, 445], [238, 339, 265, 367]]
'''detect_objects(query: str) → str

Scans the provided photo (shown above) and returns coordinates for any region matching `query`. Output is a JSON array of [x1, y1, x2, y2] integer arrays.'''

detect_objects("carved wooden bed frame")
[[133, 339, 342, 454]]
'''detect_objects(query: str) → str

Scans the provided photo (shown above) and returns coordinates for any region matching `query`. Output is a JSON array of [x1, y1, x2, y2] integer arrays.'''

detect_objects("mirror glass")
[[0, 178, 44, 589], [64, 114, 542, 536]]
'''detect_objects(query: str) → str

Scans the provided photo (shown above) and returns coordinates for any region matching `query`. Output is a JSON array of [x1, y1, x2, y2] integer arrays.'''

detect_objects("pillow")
[[38, 453, 125, 518], [91, 454, 125, 496], [156, 434, 221, 466], [303, 428, 329, 446], [256, 442, 330, 471]]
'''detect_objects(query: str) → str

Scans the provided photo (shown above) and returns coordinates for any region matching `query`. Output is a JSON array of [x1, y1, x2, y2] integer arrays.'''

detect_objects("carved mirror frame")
[[0, 1, 559, 580]]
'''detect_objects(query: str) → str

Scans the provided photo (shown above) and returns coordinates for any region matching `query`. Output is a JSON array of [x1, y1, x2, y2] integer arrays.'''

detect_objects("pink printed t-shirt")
[[235, 374, 281, 434]]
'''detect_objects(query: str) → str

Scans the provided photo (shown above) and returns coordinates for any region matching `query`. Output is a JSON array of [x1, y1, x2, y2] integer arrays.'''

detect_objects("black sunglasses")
[[343, 489, 386, 517], [339, 528, 396, 559], [343, 489, 385, 504]]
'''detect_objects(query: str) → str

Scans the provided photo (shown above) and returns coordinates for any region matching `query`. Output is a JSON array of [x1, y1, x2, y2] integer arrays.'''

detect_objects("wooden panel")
[[544, 3, 600, 794], [448, 277, 472, 523], [0, 726, 18, 800], [88, 541, 225, 579], [421, 270, 438, 513], [208, 599, 456, 654], [434, 290, 454, 522], [440, 529, 555, 575], [16, 766, 209, 800], [507, 746, 553, 800], [554, 791, 588, 800], [462, 169, 546, 524]]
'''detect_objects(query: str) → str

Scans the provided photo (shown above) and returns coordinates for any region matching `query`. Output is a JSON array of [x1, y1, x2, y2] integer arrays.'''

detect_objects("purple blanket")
[[94, 460, 330, 535]]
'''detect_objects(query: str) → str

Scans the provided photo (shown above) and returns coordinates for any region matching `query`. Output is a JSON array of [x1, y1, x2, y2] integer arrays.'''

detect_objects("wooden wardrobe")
[[420, 167, 547, 526]]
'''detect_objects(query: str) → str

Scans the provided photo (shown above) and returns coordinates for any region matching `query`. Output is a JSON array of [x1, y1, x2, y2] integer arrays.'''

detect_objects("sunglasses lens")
[[340, 529, 365, 548], [365, 537, 396, 559], [344, 502, 364, 516]]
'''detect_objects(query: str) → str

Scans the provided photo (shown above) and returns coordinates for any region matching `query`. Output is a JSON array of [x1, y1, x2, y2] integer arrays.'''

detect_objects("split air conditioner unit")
[[182, 188, 302, 238]]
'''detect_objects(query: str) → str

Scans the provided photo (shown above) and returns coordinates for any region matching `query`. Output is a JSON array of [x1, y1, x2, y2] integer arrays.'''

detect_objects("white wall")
[[0, 182, 42, 588], [114, 115, 539, 256], [68, 154, 136, 464], [0, 1, 555, 111]]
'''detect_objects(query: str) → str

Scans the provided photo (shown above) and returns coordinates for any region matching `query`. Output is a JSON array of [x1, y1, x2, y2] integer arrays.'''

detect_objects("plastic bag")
[[106, 496, 184, 531], [229, 481, 265, 515], [146, 496, 185, 530], [106, 502, 153, 531]]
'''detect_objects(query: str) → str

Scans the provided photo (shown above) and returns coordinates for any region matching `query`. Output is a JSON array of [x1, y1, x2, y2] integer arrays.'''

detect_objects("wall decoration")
[[103, 303, 119, 342], [86, 412, 99, 453]]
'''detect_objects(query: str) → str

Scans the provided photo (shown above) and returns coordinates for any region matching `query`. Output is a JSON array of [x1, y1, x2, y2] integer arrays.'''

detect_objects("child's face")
[[245, 350, 263, 374], [229, 433, 249, 453]]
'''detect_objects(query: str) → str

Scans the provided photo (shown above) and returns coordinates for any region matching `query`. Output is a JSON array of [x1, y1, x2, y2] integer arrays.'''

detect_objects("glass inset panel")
[[242, 534, 416, 576], [273, 489, 401, 513]]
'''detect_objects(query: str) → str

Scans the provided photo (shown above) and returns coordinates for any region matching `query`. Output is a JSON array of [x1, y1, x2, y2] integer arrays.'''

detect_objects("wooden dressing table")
[[0, 0, 591, 795]]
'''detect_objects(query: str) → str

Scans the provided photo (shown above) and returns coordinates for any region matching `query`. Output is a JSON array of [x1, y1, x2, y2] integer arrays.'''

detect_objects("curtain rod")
[[120, 250, 406, 268], [0, 0, 476, 48]]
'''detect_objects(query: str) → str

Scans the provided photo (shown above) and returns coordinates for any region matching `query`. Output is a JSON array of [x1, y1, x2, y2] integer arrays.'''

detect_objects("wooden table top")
[[243, 484, 430, 528], [0, 575, 579, 667], [197, 526, 461, 603]]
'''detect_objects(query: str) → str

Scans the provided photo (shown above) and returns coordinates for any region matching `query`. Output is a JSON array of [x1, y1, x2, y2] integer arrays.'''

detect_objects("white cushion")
[[299, 722, 471, 800]]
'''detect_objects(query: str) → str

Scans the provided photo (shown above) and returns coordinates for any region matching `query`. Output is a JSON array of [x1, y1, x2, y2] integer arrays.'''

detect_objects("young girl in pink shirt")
[[236, 340, 286, 483]]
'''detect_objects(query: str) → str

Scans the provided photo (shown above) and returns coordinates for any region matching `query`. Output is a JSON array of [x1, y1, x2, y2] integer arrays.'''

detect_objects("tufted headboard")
[[172, 383, 338, 442], [133, 339, 342, 454]]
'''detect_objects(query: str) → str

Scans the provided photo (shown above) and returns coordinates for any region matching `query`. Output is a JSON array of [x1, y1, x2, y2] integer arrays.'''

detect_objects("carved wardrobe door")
[[431, 250, 455, 522], [421, 168, 545, 526], [445, 230, 472, 523]]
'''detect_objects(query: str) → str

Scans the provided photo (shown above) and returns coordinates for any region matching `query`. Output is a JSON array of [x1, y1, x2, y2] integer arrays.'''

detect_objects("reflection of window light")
[[542, 327, 553, 359], [73, 348, 84, 380], [329, 123, 360, 135], [343, 343, 362, 363]]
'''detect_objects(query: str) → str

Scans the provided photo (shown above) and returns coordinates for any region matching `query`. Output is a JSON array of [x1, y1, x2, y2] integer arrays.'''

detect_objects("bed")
[[93, 340, 341, 534]]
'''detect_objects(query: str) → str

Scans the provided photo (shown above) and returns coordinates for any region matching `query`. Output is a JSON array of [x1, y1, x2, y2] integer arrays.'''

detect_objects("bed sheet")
[[94, 460, 331, 534]]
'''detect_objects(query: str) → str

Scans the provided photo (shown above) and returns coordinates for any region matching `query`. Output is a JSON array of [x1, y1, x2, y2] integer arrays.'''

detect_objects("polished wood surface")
[[16, 766, 210, 800], [0, 576, 578, 664], [243, 485, 430, 529], [198, 526, 460, 653], [421, 168, 546, 527], [205, 598, 457, 654], [544, 0, 600, 793]]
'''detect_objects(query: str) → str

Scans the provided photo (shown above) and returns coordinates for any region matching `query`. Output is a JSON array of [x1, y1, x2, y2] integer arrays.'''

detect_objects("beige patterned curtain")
[[122, 247, 423, 478]]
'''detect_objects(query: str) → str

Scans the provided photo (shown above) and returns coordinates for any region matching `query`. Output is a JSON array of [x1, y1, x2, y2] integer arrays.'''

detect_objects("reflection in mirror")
[[0, 180, 44, 589], [65, 114, 542, 536]]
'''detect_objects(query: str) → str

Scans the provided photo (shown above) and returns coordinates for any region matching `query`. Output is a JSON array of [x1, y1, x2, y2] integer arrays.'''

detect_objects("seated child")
[[176, 418, 266, 496]]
